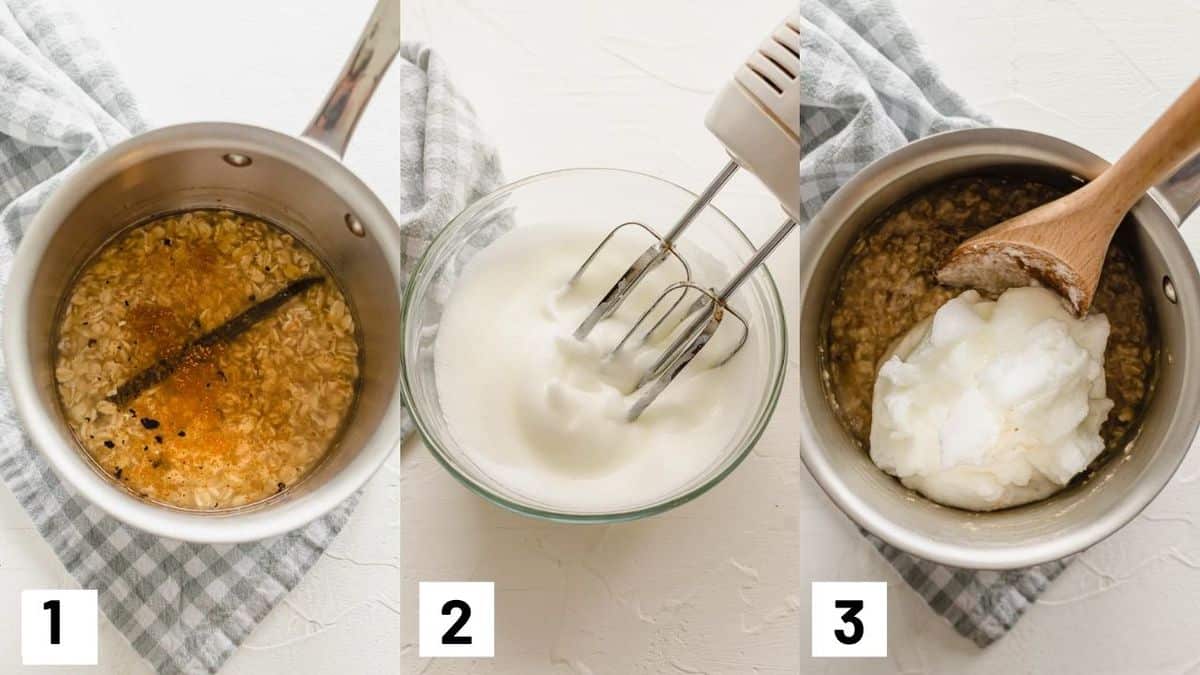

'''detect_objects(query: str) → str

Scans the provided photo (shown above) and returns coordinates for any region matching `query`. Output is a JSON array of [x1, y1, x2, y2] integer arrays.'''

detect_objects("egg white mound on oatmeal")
[[54, 210, 359, 510], [870, 287, 1112, 511]]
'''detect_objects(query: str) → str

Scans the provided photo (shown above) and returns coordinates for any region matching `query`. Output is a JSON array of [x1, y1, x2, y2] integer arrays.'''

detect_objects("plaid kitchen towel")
[[397, 43, 503, 273], [0, 2, 496, 673], [799, 0, 1071, 647]]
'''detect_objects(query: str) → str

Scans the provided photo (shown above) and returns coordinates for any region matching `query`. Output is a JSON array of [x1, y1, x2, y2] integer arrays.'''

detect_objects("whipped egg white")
[[870, 287, 1112, 511], [433, 222, 766, 512]]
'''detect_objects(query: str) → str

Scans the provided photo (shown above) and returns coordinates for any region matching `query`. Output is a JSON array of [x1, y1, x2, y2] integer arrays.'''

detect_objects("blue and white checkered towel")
[[799, 0, 1071, 647], [0, 3, 498, 673], [0, 5, 358, 673]]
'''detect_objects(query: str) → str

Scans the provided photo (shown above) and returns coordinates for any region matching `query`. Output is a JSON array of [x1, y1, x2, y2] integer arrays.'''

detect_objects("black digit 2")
[[441, 599, 472, 645], [834, 599, 864, 645], [43, 600, 61, 645]]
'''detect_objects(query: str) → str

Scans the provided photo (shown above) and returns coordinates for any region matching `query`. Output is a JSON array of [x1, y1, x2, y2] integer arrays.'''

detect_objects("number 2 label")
[[441, 599, 473, 645], [419, 582, 494, 658], [811, 582, 887, 657]]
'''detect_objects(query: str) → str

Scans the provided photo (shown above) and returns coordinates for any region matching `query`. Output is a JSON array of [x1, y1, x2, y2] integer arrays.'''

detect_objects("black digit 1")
[[441, 599, 472, 645], [43, 600, 61, 645], [834, 599, 864, 645]]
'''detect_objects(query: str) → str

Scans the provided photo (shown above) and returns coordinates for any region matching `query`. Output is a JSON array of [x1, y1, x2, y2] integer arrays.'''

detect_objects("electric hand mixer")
[[571, 12, 801, 421]]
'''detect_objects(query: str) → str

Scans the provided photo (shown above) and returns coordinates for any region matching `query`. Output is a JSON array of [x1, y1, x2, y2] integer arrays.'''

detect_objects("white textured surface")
[[0, 1, 401, 673], [400, 1, 801, 673]]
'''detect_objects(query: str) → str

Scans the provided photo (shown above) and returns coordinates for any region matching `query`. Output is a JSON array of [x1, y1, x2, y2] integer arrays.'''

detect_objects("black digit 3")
[[43, 599, 61, 645], [833, 599, 864, 645], [441, 599, 473, 645]]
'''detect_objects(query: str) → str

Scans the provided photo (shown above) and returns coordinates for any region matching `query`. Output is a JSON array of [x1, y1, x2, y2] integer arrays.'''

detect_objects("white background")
[[0, 1, 400, 673], [2, 1, 1200, 674]]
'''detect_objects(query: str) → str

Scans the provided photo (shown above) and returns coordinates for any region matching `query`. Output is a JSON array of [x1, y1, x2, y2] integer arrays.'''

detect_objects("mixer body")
[[565, 10, 801, 419]]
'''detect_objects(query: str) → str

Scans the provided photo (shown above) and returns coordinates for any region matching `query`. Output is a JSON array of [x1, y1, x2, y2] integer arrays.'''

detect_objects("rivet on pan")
[[345, 213, 365, 238], [1163, 275, 1178, 304], [222, 153, 252, 168]]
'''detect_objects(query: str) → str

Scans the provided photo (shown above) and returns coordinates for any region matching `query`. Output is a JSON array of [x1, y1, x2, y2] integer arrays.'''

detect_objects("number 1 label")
[[21, 590, 98, 665], [811, 582, 887, 657]]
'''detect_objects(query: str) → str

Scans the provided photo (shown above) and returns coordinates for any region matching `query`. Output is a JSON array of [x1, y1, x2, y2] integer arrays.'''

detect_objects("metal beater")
[[569, 11, 802, 420]]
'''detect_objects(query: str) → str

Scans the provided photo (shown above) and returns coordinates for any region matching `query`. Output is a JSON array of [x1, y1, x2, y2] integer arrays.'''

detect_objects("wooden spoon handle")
[[1096, 77, 1200, 212]]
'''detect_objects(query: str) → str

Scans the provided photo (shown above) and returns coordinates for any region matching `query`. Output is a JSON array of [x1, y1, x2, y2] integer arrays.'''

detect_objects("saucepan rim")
[[3, 121, 408, 543], [796, 127, 1200, 568]]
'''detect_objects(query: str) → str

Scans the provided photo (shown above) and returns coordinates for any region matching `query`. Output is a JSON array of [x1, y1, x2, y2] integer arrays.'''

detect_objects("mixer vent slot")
[[785, 20, 800, 36], [773, 35, 799, 60], [747, 64, 783, 94], [759, 50, 795, 80]]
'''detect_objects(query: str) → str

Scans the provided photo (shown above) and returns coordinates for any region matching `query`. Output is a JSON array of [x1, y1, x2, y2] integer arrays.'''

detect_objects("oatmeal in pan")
[[824, 173, 1156, 460], [54, 210, 360, 510]]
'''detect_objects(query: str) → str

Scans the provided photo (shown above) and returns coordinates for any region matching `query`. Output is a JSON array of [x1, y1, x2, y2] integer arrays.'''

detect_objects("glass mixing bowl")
[[400, 168, 787, 522]]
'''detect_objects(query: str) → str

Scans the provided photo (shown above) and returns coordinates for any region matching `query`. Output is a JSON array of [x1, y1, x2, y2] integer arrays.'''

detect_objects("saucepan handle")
[[1154, 150, 1200, 227], [302, 0, 401, 158]]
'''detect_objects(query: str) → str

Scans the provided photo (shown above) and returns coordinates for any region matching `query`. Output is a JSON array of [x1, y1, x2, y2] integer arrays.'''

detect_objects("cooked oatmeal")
[[54, 210, 360, 510], [824, 173, 1156, 458]]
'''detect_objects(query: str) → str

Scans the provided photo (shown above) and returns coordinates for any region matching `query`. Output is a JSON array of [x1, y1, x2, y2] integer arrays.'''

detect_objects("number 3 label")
[[21, 589, 98, 665], [419, 582, 495, 658], [811, 582, 887, 657]]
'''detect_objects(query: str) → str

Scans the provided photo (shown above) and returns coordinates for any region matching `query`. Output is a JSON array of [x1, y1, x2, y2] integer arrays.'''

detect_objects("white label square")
[[811, 581, 887, 658], [418, 582, 494, 658], [21, 589, 98, 665]]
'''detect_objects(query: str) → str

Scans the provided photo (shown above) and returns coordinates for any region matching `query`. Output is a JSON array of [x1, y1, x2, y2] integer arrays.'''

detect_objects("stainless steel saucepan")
[[797, 128, 1200, 569], [4, 0, 403, 543]]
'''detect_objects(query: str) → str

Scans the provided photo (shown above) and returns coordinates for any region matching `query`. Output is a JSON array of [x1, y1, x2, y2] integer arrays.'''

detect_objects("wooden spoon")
[[938, 78, 1200, 316]]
